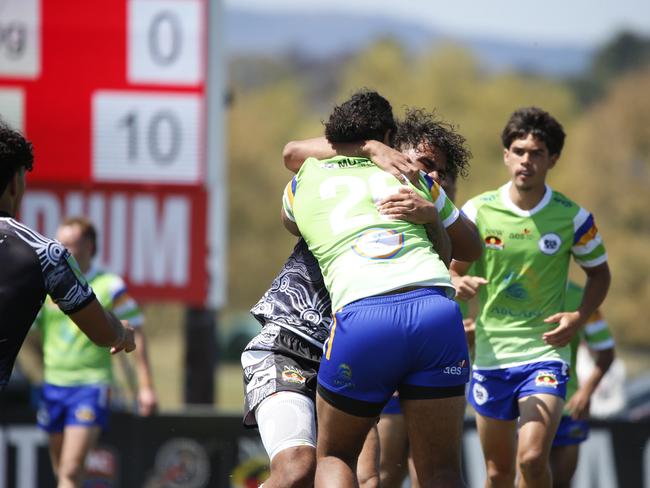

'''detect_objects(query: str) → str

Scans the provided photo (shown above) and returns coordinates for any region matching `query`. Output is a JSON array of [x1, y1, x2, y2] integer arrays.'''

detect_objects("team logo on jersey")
[[538, 233, 562, 255], [472, 383, 488, 405], [504, 283, 529, 301], [352, 229, 404, 259], [484, 235, 504, 250], [334, 363, 354, 389], [535, 371, 559, 388], [75, 405, 97, 422], [282, 366, 306, 385]]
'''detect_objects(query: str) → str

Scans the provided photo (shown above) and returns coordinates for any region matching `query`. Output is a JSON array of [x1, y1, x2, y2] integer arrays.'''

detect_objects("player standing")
[[283, 91, 481, 488], [34, 218, 157, 488]]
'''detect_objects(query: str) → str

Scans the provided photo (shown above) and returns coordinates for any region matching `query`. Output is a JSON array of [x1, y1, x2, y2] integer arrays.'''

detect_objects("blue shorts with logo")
[[318, 287, 470, 417], [552, 415, 589, 446], [37, 383, 110, 433], [469, 361, 568, 420]]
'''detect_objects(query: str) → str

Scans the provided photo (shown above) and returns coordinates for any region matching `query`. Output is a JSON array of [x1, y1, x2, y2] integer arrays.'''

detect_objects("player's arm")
[[283, 137, 419, 184], [450, 260, 488, 301], [46, 247, 135, 353], [445, 212, 482, 262], [68, 301, 135, 353], [544, 231, 611, 347], [567, 344, 614, 420], [425, 218, 452, 267], [113, 290, 158, 416]]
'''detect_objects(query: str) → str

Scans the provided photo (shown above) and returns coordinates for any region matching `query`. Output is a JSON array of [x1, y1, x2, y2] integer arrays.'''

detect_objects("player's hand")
[[542, 311, 583, 347], [566, 388, 591, 420], [110, 321, 136, 354], [376, 187, 436, 224], [365, 140, 419, 185], [463, 318, 476, 349], [452, 275, 488, 300], [138, 387, 158, 416]]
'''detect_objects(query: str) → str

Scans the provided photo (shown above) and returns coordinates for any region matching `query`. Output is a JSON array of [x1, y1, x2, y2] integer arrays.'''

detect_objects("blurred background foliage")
[[226, 30, 650, 350]]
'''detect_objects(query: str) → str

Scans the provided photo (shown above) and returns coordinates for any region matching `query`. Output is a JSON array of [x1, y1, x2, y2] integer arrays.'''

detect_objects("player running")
[[450, 107, 611, 488]]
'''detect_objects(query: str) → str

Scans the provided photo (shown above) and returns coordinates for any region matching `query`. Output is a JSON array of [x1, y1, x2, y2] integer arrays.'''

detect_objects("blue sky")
[[223, 0, 650, 47]]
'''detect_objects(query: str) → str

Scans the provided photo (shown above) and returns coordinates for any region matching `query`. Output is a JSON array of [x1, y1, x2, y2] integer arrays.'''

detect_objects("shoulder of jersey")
[[470, 189, 500, 207], [549, 189, 579, 212]]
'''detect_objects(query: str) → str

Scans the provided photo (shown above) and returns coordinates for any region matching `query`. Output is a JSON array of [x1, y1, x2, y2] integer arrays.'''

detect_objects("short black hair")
[[0, 119, 33, 195], [324, 89, 396, 144], [501, 107, 566, 156], [394, 108, 471, 181]]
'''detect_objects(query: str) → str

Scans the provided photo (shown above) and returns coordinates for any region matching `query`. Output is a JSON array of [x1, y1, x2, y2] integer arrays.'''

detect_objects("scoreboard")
[[0, 0, 226, 306]]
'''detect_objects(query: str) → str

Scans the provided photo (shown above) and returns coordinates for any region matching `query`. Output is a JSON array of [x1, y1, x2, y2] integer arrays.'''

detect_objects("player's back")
[[285, 156, 452, 310]]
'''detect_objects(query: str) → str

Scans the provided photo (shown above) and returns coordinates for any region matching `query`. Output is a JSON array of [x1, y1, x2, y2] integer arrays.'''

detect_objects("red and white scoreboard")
[[0, 0, 226, 306]]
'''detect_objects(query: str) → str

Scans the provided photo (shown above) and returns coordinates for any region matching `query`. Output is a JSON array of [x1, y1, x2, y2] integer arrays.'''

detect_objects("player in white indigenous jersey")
[[283, 91, 481, 488], [450, 107, 611, 488], [0, 119, 135, 397]]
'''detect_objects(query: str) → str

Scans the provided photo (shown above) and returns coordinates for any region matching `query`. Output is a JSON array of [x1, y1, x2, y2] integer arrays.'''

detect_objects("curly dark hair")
[[324, 89, 396, 144], [394, 108, 471, 181], [501, 107, 566, 156], [0, 119, 33, 195]]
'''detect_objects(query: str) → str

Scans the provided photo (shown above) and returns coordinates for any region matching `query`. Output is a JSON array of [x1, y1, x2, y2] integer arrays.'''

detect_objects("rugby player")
[[450, 107, 611, 488], [34, 218, 157, 488], [0, 120, 135, 401], [243, 99, 479, 487], [282, 90, 482, 487], [549, 281, 615, 488]]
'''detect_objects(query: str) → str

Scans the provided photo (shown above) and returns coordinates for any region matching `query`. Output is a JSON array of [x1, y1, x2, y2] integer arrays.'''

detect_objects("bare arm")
[[567, 346, 615, 420], [68, 299, 135, 353], [543, 262, 611, 347], [425, 220, 452, 267], [133, 327, 158, 416], [450, 260, 488, 301], [283, 137, 419, 184], [445, 213, 482, 262]]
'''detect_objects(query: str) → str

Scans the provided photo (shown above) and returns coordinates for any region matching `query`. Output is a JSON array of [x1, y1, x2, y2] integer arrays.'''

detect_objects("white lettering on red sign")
[[0, 87, 24, 131], [21, 191, 191, 288]]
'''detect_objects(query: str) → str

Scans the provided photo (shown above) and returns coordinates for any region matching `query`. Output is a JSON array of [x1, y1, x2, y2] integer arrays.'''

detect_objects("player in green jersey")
[[450, 107, 611, 488], [34, 217, 157, 488], [283, 91, 482, 488], [549, 281, 615, 488]]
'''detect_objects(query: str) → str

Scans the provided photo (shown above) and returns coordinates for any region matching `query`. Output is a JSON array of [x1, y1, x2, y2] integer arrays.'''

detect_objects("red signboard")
[[0, 0, 215, 304]]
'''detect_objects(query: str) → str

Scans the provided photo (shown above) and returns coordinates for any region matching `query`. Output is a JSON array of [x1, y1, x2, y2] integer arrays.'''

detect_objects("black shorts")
[[241, 325, 322, 427]]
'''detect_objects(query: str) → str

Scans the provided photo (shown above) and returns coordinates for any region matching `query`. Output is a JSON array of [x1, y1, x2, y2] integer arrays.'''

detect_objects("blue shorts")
[[37, 383, 110, 433], [382, 394, 402, 415], [318, 287, 469, 417], [552, 415, 589, 446], [469, 361, 568, 420]]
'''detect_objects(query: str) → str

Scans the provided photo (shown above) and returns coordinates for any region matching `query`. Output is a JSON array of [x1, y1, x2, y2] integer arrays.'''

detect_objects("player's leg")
[[548, 415, 588, 488], [242, 326, 322, 487], [57, 425, 101, 488], [475, 414, 518, 487], [47, 433, 64, 478], [376, 405, 410, 488], [357, 424, 381, 488], [38, 384, 67, 478], [549, 444, 579, 488], [516, 394, 564, 488], [315, 392, 378, 488], [256, 391, 318, 488], [402, 395, 466, 487]]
